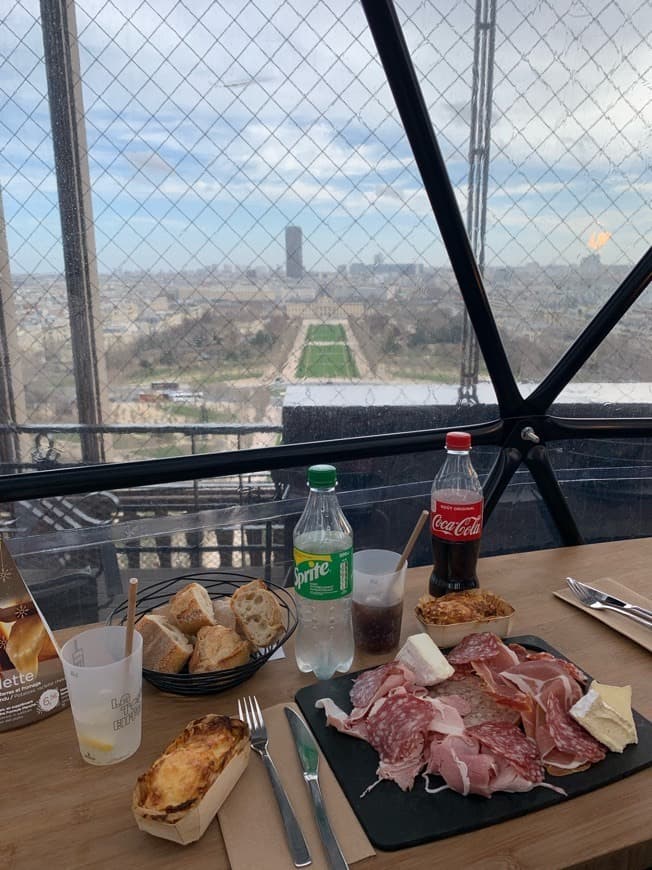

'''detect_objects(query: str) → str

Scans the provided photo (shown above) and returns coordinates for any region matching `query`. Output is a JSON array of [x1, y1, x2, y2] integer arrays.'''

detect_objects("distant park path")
[[280, 318, 372, 380]]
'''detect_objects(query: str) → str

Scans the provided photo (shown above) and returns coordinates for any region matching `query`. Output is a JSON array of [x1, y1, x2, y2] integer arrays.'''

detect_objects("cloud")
[[1, 0, 649, 272]]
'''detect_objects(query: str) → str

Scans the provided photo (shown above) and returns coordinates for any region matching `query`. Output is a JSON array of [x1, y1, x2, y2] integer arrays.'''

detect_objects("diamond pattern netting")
[[0, 0, 650, 464]]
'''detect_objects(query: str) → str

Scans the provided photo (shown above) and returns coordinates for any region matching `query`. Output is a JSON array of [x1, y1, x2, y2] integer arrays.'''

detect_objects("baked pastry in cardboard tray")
[[133, 713, 250, 844]]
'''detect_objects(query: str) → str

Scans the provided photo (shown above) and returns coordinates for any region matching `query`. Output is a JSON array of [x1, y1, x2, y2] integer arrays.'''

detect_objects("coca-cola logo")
[[432, 513, 482, 537], [431, 500, 483, 542]]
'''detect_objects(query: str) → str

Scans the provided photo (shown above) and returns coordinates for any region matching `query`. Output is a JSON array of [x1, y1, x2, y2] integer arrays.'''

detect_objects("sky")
[[1, 0, 650, 276]]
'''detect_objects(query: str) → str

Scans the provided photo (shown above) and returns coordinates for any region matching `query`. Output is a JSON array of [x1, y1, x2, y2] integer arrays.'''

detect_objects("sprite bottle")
[[293, 464, 354, 680]]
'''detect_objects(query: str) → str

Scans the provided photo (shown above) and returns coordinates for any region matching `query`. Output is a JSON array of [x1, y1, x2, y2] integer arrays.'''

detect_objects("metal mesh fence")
[[0, 0, 650, 468]]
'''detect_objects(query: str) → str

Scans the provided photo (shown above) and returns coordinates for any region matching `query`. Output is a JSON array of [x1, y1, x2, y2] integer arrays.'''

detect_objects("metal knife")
[[284, 707, 349, 870], [567, 577, 652, 622]]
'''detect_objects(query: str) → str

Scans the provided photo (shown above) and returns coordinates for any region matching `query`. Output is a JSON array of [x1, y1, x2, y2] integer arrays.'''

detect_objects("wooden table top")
[[4, 538, 652, 870]]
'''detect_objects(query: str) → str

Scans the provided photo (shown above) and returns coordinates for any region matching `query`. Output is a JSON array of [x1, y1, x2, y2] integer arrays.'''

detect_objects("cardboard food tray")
[[295, 635, 652, 852]]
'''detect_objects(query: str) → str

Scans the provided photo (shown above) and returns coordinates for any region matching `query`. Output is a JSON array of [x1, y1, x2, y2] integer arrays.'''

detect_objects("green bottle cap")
[[307, 464, 337, 488]]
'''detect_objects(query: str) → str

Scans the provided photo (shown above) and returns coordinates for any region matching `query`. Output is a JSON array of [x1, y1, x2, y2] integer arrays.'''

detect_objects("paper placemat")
[[219, 701, 374, 870], [554, 578, 652, 653]]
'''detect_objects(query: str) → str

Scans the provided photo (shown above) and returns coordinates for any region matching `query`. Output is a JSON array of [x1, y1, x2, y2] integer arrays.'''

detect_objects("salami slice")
[[447, 632, 505, 665], [350, 664, 391, 708], [545, 693, 607, 763], [365, 692, 434, 764], [466, 721, 544, 782]]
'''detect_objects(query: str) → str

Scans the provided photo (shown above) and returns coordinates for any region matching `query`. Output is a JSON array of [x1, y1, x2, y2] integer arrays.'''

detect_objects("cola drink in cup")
[[429, 431, 483, 597]]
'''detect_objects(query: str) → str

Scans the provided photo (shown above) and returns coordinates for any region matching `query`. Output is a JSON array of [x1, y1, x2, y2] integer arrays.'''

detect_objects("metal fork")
[[238, 696, 312, 868], [565, 577, 652, 629]]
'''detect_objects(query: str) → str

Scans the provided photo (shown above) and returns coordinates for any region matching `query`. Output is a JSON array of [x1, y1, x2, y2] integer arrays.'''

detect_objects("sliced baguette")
[[212, 597, 237, 630], [188, 625, 251, 673], [229, 579, 284, 649], [136, 613, 193, 674], [168, 582, 215, 635]]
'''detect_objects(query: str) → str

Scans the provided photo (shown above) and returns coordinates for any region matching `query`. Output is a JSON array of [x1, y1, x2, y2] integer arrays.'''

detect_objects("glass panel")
[[552, 293, 652, 412], [399, 0, 651, 389], [551, 437, 652, 542], [2, 0, 501, 477], [5, 447, 586, 628]]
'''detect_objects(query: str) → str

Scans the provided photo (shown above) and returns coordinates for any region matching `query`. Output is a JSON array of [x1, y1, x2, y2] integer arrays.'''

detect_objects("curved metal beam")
[[0, 420, 505, 503]]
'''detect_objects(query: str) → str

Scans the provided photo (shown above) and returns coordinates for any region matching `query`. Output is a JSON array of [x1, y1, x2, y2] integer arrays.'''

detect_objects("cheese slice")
[[396, 633, 454, 685], [569, 680, 638, 753]]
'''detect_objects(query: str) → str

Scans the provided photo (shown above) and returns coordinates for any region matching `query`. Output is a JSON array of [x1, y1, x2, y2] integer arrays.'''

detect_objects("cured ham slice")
[[501, 660, 584, 708], [466, 721, 543, 782], [314, 697, 370, 741], [471, 660, 533, 712], [425, 733, 553, 798], [426, 734, 495, 797], [349, 661, 415, 710], [508, 643, 587, 684]]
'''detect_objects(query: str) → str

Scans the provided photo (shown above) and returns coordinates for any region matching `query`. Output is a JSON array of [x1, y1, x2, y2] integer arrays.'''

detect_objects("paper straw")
[[395, 509, 429, 571], [124, 577, 139, 657]]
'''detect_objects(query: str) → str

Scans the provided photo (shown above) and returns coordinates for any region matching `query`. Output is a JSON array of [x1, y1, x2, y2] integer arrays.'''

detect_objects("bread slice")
[[229, 579, 284, 649], [133, 714, 250, 844], [188, 625, 251, 673], [212, 598, 237, 630], [136, 613, 194, 673], [168, 582, 216, 635]]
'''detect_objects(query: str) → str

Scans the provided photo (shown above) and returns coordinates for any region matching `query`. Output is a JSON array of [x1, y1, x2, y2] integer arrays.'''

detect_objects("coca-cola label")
[[431, 499, 483, 542]]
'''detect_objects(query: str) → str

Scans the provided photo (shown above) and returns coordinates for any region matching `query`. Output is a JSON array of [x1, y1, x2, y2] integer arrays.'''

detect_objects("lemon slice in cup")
[[78, 734, 114, 753]]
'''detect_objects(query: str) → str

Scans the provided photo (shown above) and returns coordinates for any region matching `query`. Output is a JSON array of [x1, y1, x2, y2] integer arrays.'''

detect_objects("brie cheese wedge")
[[569, 680, 638, 753], [396, 633, 454, 685]]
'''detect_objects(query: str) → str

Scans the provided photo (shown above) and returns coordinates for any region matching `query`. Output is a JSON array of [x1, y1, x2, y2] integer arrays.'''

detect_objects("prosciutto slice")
[[466, 721, 543, 782], [426, 734, 495, 797], [501, 660, 603, 772], [349, 661, 415, 710], [425, 732, 550, 798]]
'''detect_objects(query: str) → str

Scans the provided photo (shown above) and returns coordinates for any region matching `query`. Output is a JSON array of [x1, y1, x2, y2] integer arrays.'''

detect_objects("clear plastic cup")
[[60, 626, 142, 765], [352, 549, 407, 654]]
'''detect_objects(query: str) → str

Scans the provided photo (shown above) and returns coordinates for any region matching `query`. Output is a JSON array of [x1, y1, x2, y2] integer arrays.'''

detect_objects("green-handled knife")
[[284, 707, 349, 870]]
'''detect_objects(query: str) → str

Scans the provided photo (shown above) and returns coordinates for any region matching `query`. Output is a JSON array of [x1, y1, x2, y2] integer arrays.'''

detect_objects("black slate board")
[[294, 635, 652, 851]]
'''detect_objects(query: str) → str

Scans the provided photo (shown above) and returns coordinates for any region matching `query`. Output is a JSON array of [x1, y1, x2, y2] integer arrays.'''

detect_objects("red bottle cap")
[[445, 431, 472, 450]]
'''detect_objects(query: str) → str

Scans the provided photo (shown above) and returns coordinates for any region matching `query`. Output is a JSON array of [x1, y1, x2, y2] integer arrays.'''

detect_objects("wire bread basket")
[[108, 571, 297, 696]]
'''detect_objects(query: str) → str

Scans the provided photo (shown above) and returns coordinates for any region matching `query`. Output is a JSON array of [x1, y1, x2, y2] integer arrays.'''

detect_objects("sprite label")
[[293, 546, 353, 600]]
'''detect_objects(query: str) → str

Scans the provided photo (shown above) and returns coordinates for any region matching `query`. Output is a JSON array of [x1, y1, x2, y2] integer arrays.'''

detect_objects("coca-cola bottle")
[[429, 431, 483, 597]]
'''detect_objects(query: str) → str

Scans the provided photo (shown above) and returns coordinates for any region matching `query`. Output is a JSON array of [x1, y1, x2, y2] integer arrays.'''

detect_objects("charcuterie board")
[[294, 635, 652, 851]]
